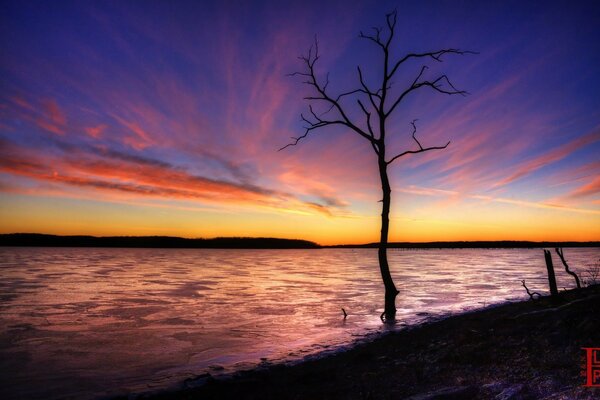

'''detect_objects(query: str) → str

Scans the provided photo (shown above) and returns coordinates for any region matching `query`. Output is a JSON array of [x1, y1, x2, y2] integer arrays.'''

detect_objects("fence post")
[[544, 249, 558, 296]]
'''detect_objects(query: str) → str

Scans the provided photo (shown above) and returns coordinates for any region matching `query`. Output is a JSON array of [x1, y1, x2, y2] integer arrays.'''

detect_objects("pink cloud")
[[0, 138, 345, 217], [563, 176, 600, 199], [493, 129, 600, 188], [11, 96, 35, 112], [35, 99, 67, 135], [84, 124, 106, 139], [111, 115, 155, 150]]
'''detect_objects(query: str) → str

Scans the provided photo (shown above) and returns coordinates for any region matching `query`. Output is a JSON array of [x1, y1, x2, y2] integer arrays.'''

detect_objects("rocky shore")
[[138, 285, 600, 400]]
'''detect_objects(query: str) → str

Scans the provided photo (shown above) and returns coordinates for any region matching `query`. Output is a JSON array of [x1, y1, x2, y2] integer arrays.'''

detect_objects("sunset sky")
[[1, 0, 599, 245]]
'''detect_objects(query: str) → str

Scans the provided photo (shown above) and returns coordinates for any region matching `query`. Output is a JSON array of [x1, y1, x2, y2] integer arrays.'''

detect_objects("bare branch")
[[279, 116, 345, 151], [385, 10, 397, 48], [335, 88, 379, 102], [388, 49, 477, 80], [410, 119, 423, 150], [357, 99, 375, 137], [307, 104, 320, 122], [359, 27, 385, 49], [281, 36, 380, 150], [555, 248, 582, 289], [323, 72, 330, 91], [521, 280, 542, 300], [386, 120, 450, 164], [387, 142, 450, 165], [412, 65, 428, 86], [357, 99, 380, 154], [386, 73, 467, 117], [357, 66, 380, 111]]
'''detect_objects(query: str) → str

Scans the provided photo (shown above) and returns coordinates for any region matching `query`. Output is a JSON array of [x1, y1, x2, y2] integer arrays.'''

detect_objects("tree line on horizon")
[[0, 233, 597, 249]]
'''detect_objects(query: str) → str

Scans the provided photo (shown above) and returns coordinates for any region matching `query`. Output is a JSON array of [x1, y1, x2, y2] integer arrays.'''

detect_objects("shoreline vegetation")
[[1, 233, 599, 249], [138, 285, 600, 400], [0, 233, 319, 249]]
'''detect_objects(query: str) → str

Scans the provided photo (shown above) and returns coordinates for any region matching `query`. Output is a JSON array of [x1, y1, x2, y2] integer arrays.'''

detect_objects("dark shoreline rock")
[[133, 285, 600, 400]]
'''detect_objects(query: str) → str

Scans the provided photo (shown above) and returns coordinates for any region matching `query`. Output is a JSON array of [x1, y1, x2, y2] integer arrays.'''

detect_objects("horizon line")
[[1, 233, 599, 249]]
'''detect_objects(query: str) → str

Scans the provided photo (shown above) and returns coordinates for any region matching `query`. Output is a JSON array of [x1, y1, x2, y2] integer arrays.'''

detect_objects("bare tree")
[[281, 10, 475, 321]]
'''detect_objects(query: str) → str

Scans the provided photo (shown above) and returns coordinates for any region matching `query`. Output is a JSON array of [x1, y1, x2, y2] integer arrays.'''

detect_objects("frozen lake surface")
[[0, 247, 598, 399]]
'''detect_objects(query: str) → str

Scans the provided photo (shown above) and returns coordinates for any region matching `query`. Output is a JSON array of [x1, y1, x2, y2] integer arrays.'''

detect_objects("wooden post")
[[544, 249, 559, 296]]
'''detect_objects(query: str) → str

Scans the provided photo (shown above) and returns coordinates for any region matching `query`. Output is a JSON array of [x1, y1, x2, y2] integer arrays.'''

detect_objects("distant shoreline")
[[0, 233, 319, 249], [328, 240, 600, 249], [0, 233, 598, 249]]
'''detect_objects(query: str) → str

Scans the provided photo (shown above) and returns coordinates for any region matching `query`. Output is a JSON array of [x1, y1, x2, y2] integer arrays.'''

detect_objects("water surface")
[[0, 247, 597, 399]]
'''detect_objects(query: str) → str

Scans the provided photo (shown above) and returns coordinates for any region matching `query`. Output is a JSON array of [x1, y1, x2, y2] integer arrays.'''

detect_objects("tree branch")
[[388, 48, 477, 80], [281, 37, 378, 150], [357, 66, 381, 111], [386, 120, 450, 164], [282, 11, 472, 163], [384, 10, 397, 48], [356, 99, 380, 154], [555, 248, 582, 289], [387, 73, 467, 117], [359, 27, 385, 49], [410, 119, 423, 150], [279, 116, 345, 151], [521, 280, 542, 300]]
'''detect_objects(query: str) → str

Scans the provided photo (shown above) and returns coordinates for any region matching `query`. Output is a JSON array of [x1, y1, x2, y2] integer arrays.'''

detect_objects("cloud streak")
[[493, 130, 600, 189], [563, 176, 600, 200], [0, 137, 347, 217]]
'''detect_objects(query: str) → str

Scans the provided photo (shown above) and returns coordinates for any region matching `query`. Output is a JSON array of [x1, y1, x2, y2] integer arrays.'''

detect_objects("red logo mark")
[[582, 348, 600, 387]]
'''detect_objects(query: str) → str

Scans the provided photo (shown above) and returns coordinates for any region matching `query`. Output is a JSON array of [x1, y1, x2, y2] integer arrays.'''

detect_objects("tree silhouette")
[[281, 10, 475, 321]]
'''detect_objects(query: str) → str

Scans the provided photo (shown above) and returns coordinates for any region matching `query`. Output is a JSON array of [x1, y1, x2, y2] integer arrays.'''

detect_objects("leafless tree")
[[281, 10, 475, 321]]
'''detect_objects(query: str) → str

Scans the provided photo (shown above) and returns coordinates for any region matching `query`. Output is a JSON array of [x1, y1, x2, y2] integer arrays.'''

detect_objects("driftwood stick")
[[521, 280, 541, 300], [342, 308, 348, 319], [555, 248, 581, 289]]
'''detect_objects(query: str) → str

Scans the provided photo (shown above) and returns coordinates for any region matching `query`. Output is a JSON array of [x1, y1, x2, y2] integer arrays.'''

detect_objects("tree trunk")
[[378, 157, 399, 321]]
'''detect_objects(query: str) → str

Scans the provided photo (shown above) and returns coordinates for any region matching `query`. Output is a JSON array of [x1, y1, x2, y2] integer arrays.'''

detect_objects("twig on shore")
[[342, 308, 348, 319], [521, 280, 541, 300]]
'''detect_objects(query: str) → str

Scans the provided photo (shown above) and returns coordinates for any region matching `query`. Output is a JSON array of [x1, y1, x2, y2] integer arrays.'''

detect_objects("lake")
[[1, 247, 598, 399]]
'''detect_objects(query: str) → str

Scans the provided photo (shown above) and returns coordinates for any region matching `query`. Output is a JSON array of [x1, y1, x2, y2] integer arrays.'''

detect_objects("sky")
[[1, 0, 599, 245]]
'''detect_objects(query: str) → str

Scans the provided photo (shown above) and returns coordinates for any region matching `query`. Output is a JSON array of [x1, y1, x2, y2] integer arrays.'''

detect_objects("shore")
[[136, 285, 600, 400]]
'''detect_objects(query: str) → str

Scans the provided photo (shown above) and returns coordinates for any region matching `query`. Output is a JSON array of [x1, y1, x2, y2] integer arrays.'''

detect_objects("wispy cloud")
[[471, 194, 600, 215], [84, 124, 106, 139], [562, 176, 600, 200], [35, 99, 67, 136], [0, 137, 347, 217], [493, 129, 600, 189], [398, 184, 599, 215]]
